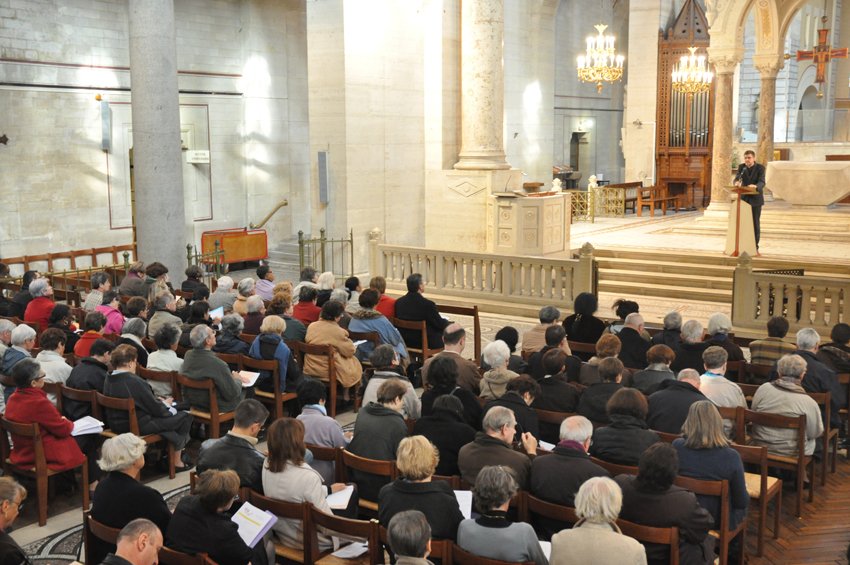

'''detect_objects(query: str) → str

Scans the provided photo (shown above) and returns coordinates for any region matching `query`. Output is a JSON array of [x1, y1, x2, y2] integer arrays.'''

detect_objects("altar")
[[766, 161, 850, 206], [487, 192, 570, 255]]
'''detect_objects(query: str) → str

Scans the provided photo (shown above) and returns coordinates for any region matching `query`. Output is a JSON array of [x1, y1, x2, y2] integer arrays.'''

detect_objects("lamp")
[[671, 47, 713, 94], [576, 24, 625, 93]]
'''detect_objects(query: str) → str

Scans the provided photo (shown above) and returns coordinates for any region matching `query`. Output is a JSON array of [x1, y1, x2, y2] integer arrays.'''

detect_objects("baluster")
[[814, 288, 826, 327], [827, 286, 840, 327], [799, 286, 813, 325], [758, 280, 770, 320]]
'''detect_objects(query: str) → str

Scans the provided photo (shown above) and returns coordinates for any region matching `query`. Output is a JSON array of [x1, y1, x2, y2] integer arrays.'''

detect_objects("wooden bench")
[[637, 185, 678, 217]]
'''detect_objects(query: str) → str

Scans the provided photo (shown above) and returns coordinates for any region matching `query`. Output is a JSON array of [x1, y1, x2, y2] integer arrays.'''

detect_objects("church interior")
[[1, 0, 850, 563]]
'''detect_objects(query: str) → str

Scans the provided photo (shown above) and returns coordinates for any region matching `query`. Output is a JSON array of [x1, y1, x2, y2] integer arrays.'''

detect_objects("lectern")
[[723, 186, 758, 257]]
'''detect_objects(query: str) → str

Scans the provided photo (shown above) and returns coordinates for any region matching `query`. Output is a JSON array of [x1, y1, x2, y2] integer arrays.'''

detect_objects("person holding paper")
[[0, 477, 30, 565], [733, 149, 766, 250], [145, 325, 183, 398], [180, 325, 245, 413]]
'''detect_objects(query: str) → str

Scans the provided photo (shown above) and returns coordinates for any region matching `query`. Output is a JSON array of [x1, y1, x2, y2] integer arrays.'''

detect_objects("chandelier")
[[671, 47, 713, 94], [576, 24, 624, 93]]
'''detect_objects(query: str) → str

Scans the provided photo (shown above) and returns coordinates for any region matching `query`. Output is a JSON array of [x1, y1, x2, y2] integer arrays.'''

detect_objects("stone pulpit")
[[766, 161, 850, 206], [487, 193, 570, 255]]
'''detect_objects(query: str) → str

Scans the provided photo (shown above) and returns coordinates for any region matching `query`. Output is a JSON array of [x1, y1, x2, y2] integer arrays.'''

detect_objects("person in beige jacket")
[[479, 340, 518, 400], [550, 476, 647, 565], [303, 301, 363, 397]]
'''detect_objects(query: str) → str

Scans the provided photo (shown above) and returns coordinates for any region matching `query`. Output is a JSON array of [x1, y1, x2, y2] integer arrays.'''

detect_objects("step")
[[672, 225, 850, 242], [598, 268, 733, 290], [595, 257, 733, 277], [597, 279, 732, 303]]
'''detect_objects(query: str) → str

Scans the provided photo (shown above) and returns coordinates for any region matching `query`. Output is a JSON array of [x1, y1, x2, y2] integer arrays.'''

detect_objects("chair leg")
[[773, 488, 782, 540], [37, 473, 49, 526], [81, 462, 90, 511], [831, 435, 838, 474], [210, 416, 220, 439], [795, 468, 803, 517], [328, 381, 337, 419], [167, 443, 176, 479], [757, 497, 766, 556]]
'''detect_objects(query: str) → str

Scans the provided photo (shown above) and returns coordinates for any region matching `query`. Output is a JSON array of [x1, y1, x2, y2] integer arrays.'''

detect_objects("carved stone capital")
[[753, 56, 784, 79], [708, 49, 742, 74]]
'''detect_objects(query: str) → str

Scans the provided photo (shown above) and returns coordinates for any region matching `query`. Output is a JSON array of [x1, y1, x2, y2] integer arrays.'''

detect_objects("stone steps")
[[599, 268, 733, 290]]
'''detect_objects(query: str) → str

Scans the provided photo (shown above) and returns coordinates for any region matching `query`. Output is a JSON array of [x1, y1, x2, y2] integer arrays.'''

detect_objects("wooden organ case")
[[655, 0, 714, 209]]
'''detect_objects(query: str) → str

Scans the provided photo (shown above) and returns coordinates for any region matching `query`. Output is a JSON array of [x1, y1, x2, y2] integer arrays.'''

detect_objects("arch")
[[797, 66, 819, 107], [752, 0, 781, 59]]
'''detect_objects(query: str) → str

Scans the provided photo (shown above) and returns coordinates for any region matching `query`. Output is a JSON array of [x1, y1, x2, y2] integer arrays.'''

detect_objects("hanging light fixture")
[[671, 46, 713, 94], [576, 24, 625, 93]]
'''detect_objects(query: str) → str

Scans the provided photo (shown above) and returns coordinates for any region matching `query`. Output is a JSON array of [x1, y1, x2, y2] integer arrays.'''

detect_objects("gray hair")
[[707, 312, 732, 335], [0, 477, 26, 506], [0, 320, 14, 335], [472, 465, 518, 512], [121, 317, 147, 338], [575, 476, 622, 524], [28, 278, 50, 297], [625, 312, 643, 327], [677, 368, 701, 384], [681, 320, 704, 344], [10, 324, 36, 346], [90, 272, 110, 290], [330, 288, 348, 303], [559, 415, 593, 443], [116, 518, 160, 546], [387, 510, 431, 559], [369, 344, 396, 368], [153, 292, 174, 310], [190, 324, 214, 349], [98, 433, 147, 472], [216, 276, 234, 291], [317, 271, 336, 290], [777, 354, 807, 380], [482, 340, 510, 369], [237, 277, 255, 297], [482, 406, 515, 434], [220, 313, 244, 335], [796, 328, 820, 351], [538, 305, 561, 324], [246, 295, 264, 314], [702, 346, 728, 370], [663, 311, 682, 330]]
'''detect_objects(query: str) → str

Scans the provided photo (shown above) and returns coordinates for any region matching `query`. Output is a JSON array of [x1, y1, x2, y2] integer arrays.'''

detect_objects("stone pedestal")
[[487, 193, 570, 256]]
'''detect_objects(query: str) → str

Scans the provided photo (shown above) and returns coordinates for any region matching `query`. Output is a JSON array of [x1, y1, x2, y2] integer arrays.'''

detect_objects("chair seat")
[[4, 458, 65, 477], [744, 473, 781, 498], [359, 499, 379, 512], [273, 542, 305, 563], [767, 453, 810, 467], [189, 408, 234, 421], [316, 553, 371, 565]]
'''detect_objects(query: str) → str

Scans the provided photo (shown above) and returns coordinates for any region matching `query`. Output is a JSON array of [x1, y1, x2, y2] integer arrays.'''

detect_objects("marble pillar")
[[754, 58, 782, 166], [128, 0, 188, 278], [454, 0, 510, 170], [708, 56, 739, 205]]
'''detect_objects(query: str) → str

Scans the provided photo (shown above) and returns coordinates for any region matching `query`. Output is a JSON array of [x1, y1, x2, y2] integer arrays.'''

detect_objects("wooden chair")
[[744, 362, 773, 385], [616, 518, 680, 565], [590, 457, 638, 477], [738, 382, 759, 405], [673, 475, 745, 565], [437, 303, 482, 363], [247, 490, 310, 563], [838, 372, 850, 457], [725, 360, 744, 382], [296, 342, 340, 418], [138, 367, 181, 401], [392, 317, 443, 364], [520, 492, 579, 534], [340, 449, 397, 513], [214, 352, 243, 371], [636, 185, 678, 217], [41, 381, 63, 413], [655, 430, 683, 443], [743, 409, 813, 516], [432, 474, 461, 489], [159, 546, 220, 565], [379, 525, 452, 564], [240, 355, 297, 420], [83, 509, 120, 565], [307, 502, 382, 565], [0, 417, 89, 526], [347, 330, 381, 360], [730, 443, 782, 557], [141, 337, 157, 352], [807, 391, 838, 481], [239, 332, 258, 346], [452, 543, 533, 565], [176, 374, 236, 439], [534, 407, 575, 444], [305, 443, 343, 483], [59, 384, 101, 420], [567, 340, 597, 357], [95, 392, 176, 479]]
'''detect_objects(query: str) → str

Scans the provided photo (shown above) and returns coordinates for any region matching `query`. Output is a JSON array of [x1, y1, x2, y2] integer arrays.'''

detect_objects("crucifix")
[[796, 16, 848, 91]]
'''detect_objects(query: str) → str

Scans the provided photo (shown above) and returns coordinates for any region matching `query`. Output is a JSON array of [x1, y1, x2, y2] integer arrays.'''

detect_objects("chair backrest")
[[391, 317, 443, 359], [744, 362, 773, 385], [340, 449, 398, 483], [138, 367, 180, 401], [590, 456, 638, 477], [743, 409, 807, 466], [0, 418, 42, 470], [725, 360, 744, 382], [655, 430, 682, 443], [521, 491, 579, 526], [95, 392, 141, 435], [451, 543, 534, 565], [239, 332, 257, 345], [568, 340, 598, 355], [85, 510, 120, 556], [436, 303, 482, 362], [806, 391, 831, 433], [240, 355, 278, 380], [60, 385, 101, 419], [432, 474, 461, 489], [617, 517, 680, 565], [176, 374, 221, 415], [533, 408, 575, 426], [307, 502, 381, 564], [41, 381, 63, 412], [214, 352, 243, 371], [159, 546, 218, 565], [738, 382, 759, 404], [305, 443, 343, 483], [347, 330, 381, 348]]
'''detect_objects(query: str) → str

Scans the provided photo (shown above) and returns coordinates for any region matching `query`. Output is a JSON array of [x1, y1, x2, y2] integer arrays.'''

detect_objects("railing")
[[732, 253, 850, 334], [298, 229, 354, 278], [368, 229, 596, 306], [186, 241, 226, 281], [249, 199, 288, 229]]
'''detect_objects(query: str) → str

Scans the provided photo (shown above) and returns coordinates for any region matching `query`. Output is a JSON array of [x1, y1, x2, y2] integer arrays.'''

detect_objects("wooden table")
[[661, 176, 700, 209]]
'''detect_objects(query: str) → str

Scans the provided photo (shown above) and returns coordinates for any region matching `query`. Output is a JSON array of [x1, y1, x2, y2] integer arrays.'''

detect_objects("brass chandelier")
[[576, 24, 624, 93], [671, 46, 713, 94]]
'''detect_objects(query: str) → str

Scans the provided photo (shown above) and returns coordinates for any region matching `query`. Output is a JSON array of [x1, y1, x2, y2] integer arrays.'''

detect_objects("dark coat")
[[181, 279, 209, 299], [670, 341, 709, 374], [378, 479, 465, 540], [618, 327, 651, 369], [117, 336, 148, 367], [243, 312, 264, 335], [413, 409, 477, 476], [817, 342, 850, 373], [528, 346, 582, 381], [49, 323, 80, 353], [562, 314, 606, 346], [213, 333, 250, 355], [705, 334, 745, 362], [0, 530, 29, 565], [577, 382, 623, 424], [458, 432, 532, 489], [102, 371, 191, 445], [647, 380, 707, 434], [485, 391, 539, 440], [532, 376, 582, 443], [421, 386, 482, 430], [651, 329, 681, 349], [348, 402, 408, 501], [166, 495, 254, 565], [64, 357, 109, 420], [589, 414, 660, 465], [795, 349, 844, 428], [89, 471, 171, 564], [394, 291, 450, 349], [628, 367, 675, 395], [734, 162, 766, 207], [197, 433, 266, 493]]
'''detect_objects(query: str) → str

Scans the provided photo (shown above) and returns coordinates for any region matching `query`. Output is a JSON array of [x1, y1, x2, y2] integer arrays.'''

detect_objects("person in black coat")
[[421, 356, 482, 429], [64, 339, 115, 420], [527, 325, 581, 381], [563, 292, 607, 354], [531, 349, 582, 443], [181, 265, 209, 299], [0, 477, 30, 565], [651, 311, 682, 349], [617, 313, 651, 370], [213, 313, 250, 357], [705, 313, 745, 362], [484, 376, 540, 440], [646, 369, 707, 434], [791, 328, 845, 429], [590, 388, 660, 466], [413, 395, 476, 476], [733, 149, 765, 248], [393, 273, 450, 350], [90, 434, 172, 564], [378, 435, 465, 540], [47, 304, 81, 353], [817, 322, 850, 373], [117, 318, 149, 368], [671, 320, 710, 374], [577, 357, 624, 425]]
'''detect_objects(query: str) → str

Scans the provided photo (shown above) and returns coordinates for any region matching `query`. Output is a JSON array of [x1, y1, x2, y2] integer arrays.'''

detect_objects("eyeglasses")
[[34, 374, 46, 381], [10, 499, 24, 512], [232, 494, 240, 502]]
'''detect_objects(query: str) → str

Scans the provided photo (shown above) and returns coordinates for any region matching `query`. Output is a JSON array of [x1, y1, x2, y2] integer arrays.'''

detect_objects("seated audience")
[[817, 322, 850, 373], [605, 299, 643, 337], [457, 465, 548, 565], [347, 378, 409, 501], [271, 294, 307, 342], [792, 328, 844, 429], [23, 277, 54, 330], [361, 344, 420, 418], [145, 325, 183, 398], [531, 416, 608, 539], [0, 320, 14, 360], [248, 315, 297, 393], [84, 271, 112, 312], [147, 291, 182, 338], [651, 311, 683, 349], [254, 265, 275, 301], [304, 301, 363, 399], [1, 324, 36, 401], [103, 345, 192, 471], [141, 262, 170, 304], [7, 271, 38, 319], [458, 406, 537, 489], [90, 434, 172, 564], [74, 311, 106, 358], [579, 334, 621, 386], [528, 325, 580, 382], [369, 275, 396, 319], [104, 518, 163, 565], [0, 478, 29, 565], [550, 477, 647, 565], [181, 265, 208, 298], [420, 356, 483, 429], [296, 378, 350, 484], [628, 344, 675, 395], [118, 317, 149, 367], [47, 304, 80, 352], [182, 325, 245, 412], [232, 278, 255, 316], [125, 296, 149, 320], [208, 275, 237, 312], [578, 357, 624, 424], [704, 313, 744, 362], [479, 340, 518, 400], [35, 327, 72, 392], [484, 375, 541, 440], [344, 276, 362, 313], [379, 435, 464, 540], [348, 288, 409, 363], [242, 295, 266, 334], [422, 323, 481, 393], [387, 510, 434, 565], [532, 350, 582, 443], [64, 339, 114, 419], [179, 301, 213, 344], [647, 369, 706, 434], [563, 292, 607, 350], [166, 469, 257, 565], [315, 271, 336, 307], [413, 394, 476, 477], [670, 320, 709, 374], [751, 354, 824, 457], [213, 313, 250, 355], [590, 388, 660, 466], [118, 262, 146, 297], [616, 443, 715, 565], [748, 316, 795, 367], [96, 290, 125, 335], [329, 288, 352, 328], [618, 312, 651, 370], [292, 286, 321, 325], [483, 326, 528, 373], [394, 273, 451, 350], [699, 346, 746, 437], [522, 305, 563, 356]]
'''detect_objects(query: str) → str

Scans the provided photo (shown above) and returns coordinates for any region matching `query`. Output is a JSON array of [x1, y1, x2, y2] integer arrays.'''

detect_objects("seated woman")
[[213, 313, 250, 356], [145, 324, 183, 398], [479, 340, 519, 400], [378, 435, 464, 540], [96, 290, 126, 336], [102, 345, 192, 472], [590, 388, 660, 466], [118, 317, 149, 367], [47, 303, 80, 353], [563, 292, 607, 355], [0, 477, 28, 565], [420, 356, 483, 429], [348, 289, 409, 364], [484, 375, 541, 440], [673, 401, 749, 531], [315, 271, 336, 307], [262, 418, 348, 551], [292, 286, 321, 326], [579, 334, 622, 386], [704, 313, 745, 362], [303, 301, 362, 402], [413, 395, 476, 477], [296, 378, 350, 484], [360, 344, 420, 419], [550, 476, 647, 565], [167, 469, 260, 565], [457, 465, 548, 565], [181, 265, 209, 298], [248, 315, 297, 393], [179, 301, 212, 348], [481, 326, 527, 374], [604, 299, 647, 338], [628, 344, 675, 395], [90, 433, 172, 564]]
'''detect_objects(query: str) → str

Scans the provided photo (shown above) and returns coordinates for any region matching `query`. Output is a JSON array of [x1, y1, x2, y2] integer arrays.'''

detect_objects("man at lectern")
[[733, 150, 766, 249]]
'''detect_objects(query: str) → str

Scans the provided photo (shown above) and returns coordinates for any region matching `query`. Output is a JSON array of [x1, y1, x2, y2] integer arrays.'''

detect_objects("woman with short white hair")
[[232, 278, 255, 316], [479, 340, 518, 400], [316, 271, 336, 307], [705, 312, 745, 362], [89, 433, 172, 564]]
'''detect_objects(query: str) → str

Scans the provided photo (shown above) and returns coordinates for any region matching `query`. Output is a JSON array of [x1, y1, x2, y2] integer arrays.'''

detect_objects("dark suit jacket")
[[647, 380, 707, 434], [618, 327, 651, 369], [413, 409, 477, 476], [485, 391, 539, 440], [795, 349, 843, 428], [197, 433, 266, 493], [734, 162, 766, 207], [394, 291, 449, 349], [64, 357, 109, 420], [670, 341, 709, 374], [378, 479, 465, 540]]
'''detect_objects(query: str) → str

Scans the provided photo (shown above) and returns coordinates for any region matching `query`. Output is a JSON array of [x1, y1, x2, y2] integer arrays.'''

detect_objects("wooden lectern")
[[723, 186, 758, 257]]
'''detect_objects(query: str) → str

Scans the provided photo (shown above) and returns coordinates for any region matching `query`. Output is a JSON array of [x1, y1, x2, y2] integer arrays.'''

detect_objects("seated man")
[[457, 406, 537, 489], [751, 354, 824, 457], [791, 328, 844, 430], [386, 510, 434, 565], [647, 369, 706, 434], [651, 311, 682, 349], [0, 319, 14, 359], [147, 292, 183, 339], [817, 322, 850, 373], [521, 305, 565, 356], [254, 265, 275, 301], [699, 346, 746, 437], [208, 275, 237, 312], [64, 338, 115, 420], [23, 278, 54, 330], [421, 323, 480, 393], [577, 357, 624, 425], [180, 325, 245, 413], [101, 518, 163, 565], [670, 319, 709, 374], [617, 312, 651, 370], [197, 399, 269, 493], [748, 316, 795, 367], [394, 273, 450, 351], [84, 271, 112, 312], [527, 325, 581, 382]]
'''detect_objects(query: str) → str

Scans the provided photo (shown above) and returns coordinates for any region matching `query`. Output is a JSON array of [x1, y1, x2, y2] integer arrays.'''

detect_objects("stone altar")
[[766, 161, 850, 206], [487, 193, 570, 255]]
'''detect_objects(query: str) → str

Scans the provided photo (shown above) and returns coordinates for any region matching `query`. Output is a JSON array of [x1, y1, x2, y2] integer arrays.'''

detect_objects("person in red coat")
[[370, 276, 396, 319], [23, 278, 55, 331], [4, 359, 86, 472], [292, 287, 321, 326]]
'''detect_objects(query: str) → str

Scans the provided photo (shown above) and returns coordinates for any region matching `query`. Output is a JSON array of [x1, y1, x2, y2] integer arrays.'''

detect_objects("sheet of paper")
[[209, 306, 224, 319], [539, 540, 551, 560], [539, 440, 556, 452], [72, 416, 104, 436], [454, 490, 473, 520], [331, 542, 369, 559], [352, 340, 367, 347], [239, 370, 261, 388], [327, 484, 355, 510]]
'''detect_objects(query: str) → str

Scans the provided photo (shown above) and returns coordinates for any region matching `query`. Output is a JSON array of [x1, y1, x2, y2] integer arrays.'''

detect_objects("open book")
[[231, 501, 278, 548], [72, 416, 104, 436]]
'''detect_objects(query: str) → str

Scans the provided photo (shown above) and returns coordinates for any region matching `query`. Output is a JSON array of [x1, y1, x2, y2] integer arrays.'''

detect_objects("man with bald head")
[[617, 312, 650, 369], [421, 323, 481, 393], [394, 273, 450, 351], [647, 368, 707, 434]]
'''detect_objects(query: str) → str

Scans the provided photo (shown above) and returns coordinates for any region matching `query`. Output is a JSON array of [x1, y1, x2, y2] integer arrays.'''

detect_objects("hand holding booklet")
[[72, 416, 104, 436], [231, 501, 277, 548], [239, 370, 261, 388]]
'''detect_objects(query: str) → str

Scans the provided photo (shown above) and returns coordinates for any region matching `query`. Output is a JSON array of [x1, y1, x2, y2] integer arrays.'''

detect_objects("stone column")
[[128, 0, 188, 278], [754, 57, 783, 165], [708, 55, 739, 205], [454, 0, 510, 170]]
